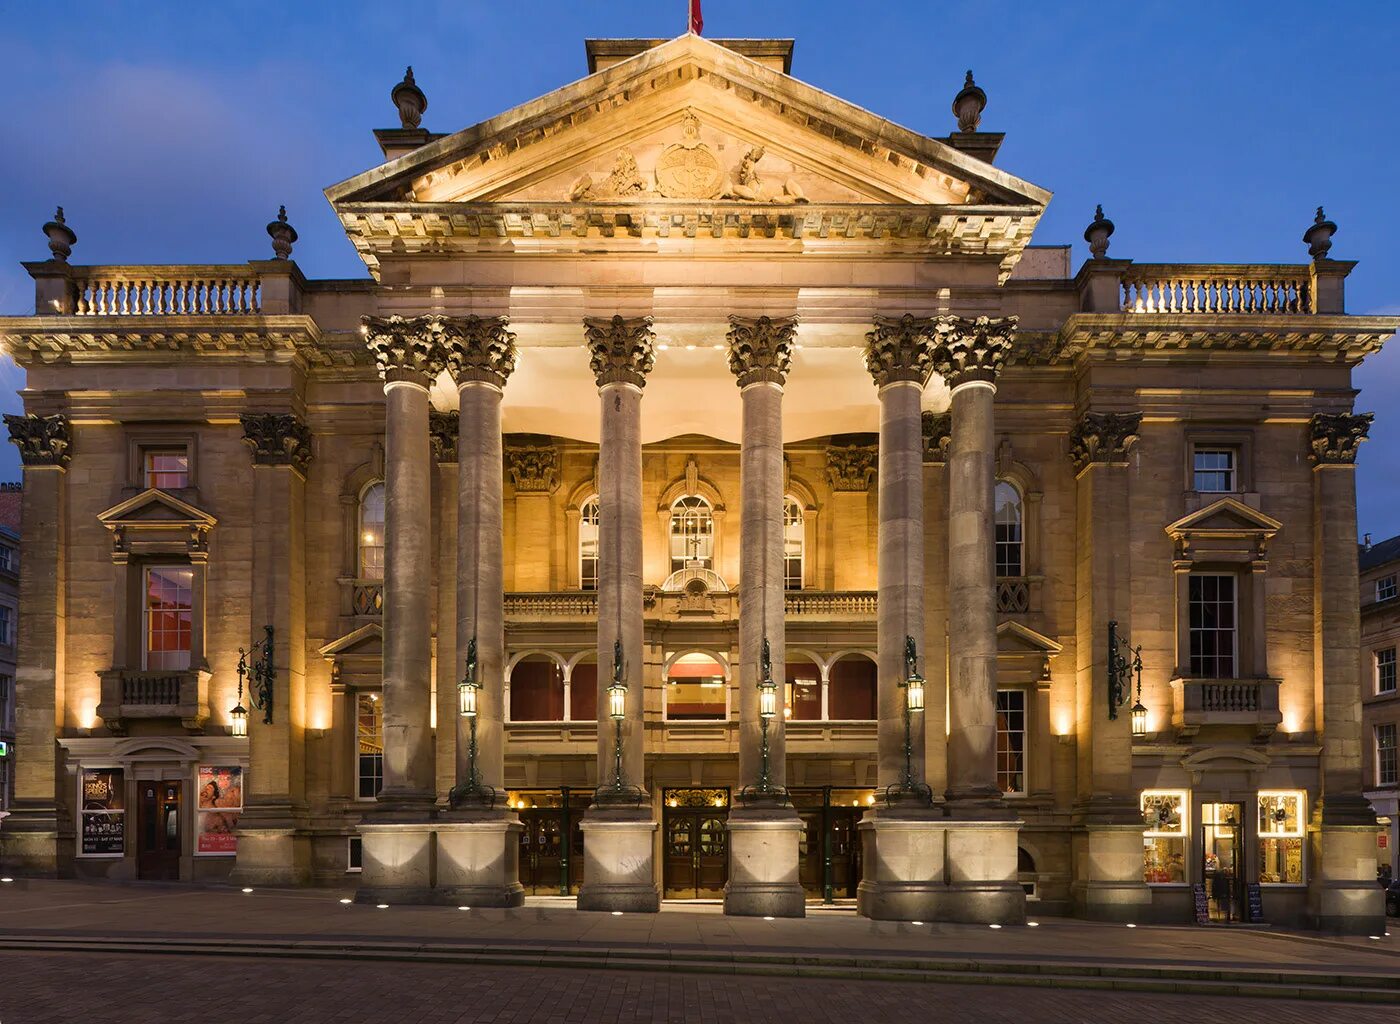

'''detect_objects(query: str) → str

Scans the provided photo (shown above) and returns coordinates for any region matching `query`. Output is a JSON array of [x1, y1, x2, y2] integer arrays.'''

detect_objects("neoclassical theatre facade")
[[1, 35, 1394, 931]]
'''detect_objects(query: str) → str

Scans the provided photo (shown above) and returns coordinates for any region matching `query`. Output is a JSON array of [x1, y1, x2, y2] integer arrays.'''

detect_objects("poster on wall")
[[196, 766, 242, 855], [79, 768, 126, 856]]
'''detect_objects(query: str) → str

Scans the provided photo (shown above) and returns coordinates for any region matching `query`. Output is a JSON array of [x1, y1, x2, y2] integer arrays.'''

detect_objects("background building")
[[1360, 534, 1400, 881], [0, 34, 1394, 931], [0, 482, 19, 815]]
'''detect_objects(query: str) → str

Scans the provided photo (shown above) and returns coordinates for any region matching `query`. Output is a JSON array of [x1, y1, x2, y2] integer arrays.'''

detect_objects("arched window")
[[783, 497, 804, 590], [784, 657, 821, 721], [994, 480, 1023, 578], [828, 654, 877, 721], [579, 497, 600, 591], [509, 654, 566, 722], [665, 653, 727, 721], [669, 496, 714, 573], [359, 482, 385, 580]]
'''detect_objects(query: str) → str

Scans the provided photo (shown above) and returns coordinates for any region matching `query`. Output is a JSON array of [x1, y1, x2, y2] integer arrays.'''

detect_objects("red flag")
[[689, 0, 703, 34]]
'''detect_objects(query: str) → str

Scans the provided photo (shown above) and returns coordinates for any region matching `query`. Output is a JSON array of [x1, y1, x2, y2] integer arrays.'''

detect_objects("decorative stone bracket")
[[1069, 412, 1142, 472]]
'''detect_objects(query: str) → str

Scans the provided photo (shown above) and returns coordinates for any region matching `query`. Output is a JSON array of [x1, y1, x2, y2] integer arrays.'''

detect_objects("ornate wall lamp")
[[1107, 619, 1147, 736], [450, 637, 497, 809], [229, 673, 248, 738], [885, 635, 932, 806], [237, 625, 275, 726], [597, 639, 644, 805], [740, 638, 785, 805]]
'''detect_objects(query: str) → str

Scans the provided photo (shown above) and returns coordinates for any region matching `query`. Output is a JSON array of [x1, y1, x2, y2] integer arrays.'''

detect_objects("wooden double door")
[[137, 780, 182, 880], [517, 807, 584, 895], [663, 790, 729, 899]]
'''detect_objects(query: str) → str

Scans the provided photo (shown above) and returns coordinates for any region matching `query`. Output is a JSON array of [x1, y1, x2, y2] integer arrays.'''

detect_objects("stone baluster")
[[724, 314, 805, 918]]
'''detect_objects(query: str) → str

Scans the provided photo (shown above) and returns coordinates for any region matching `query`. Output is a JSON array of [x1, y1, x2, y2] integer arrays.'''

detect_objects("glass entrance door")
[[518, 812, 564, 895], [793, 789, 873, 900], [1201, 802, 1244, 923], [510, 789, 586, 895], [137, 780, 182, 880], [662, 789, 729, 899]]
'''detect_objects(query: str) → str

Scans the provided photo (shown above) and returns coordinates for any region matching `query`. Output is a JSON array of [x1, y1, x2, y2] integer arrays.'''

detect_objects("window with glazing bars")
[[1189, 574, 1237, 677], [996, 689, 1027, 795]]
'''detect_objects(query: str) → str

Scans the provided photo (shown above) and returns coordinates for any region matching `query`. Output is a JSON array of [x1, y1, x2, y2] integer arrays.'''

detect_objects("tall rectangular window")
[[143, 448, 190, 489], [0, 544, 15, 572], [0, 605, 11, 646], [1257, 791, 1305, 884], [1189, 574, 1236, 677], [356, 693, 384, 799], [0, 673, 12, 732], [1379, 575, 1398, 602], [1377, 648, 1397, 696], [1378, 723, 1398, 788], [143, 567, 193, 671], [1192, 448, 1237, 492], [995, 689, 1026, 795], [579, 498, 599, 591], [994, 481, 1024, 577]]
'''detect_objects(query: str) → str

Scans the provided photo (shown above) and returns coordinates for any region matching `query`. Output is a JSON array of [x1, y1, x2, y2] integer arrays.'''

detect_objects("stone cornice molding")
[[5, 412, 71, 467], [932, 314, 1018, 387], [1309, 412, 1372, 466], [1069, 412, 1143, 472], [825, 443, 878, 492], [921, 412, 951, 465], [441, 315, 517, 388], [429, 410, 459, 463], [0, 316, 321, 368], [361, 313, 449, 385], [506, 444, 560, 493], [239, 413, 312, 475], [584, 315, 656, 388], [726, 314, 798, 388], [864, 315, 937, 388]]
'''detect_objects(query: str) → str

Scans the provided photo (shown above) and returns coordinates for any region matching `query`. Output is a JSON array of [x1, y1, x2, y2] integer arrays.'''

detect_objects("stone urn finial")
[[266, 205, 298, 259], [43, 206, 77, 263], [1303, 206, 1336, 262], [1084, 204, 1115, 260], [392, 65, 427, 129], [952, 70, 987, 133]]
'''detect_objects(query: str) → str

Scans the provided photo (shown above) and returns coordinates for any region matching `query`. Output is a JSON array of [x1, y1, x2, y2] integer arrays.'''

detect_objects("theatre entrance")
[[663, 788, 729, 900], [137, 780, 183, 880], [793, 788, 876, 901], [509, 788, 588, 896]]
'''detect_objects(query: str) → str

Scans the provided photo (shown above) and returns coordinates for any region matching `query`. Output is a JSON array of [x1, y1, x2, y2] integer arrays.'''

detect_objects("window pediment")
[[97, 488, 217, 563], [1165, 497, 1281, 563]]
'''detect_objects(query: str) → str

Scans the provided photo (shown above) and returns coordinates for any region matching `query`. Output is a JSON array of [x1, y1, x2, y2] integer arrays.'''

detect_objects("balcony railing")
[[1121, 265, 1310, 315], [96, 668, 210, 731], [784, 591, 877, 617], [1169, 677, 1282, 739], [505, 591, 600, 618], [72, 266, 262, 316]]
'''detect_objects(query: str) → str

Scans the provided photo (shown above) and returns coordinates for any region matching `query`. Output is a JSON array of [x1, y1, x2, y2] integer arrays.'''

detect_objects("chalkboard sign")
[[1245, 882, 1264, 923], [1192, 883, 1209, 924]]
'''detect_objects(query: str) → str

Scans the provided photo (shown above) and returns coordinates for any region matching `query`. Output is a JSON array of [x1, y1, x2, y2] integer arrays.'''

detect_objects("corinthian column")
[[724, 315, 805, 918], [932, 314, 1025, 925], [577, 314, 661, 913], [435, 315, 525, 907], [355, 314, 445, 904]]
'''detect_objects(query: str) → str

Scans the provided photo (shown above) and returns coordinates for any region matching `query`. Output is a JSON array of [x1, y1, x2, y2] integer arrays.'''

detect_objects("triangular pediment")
[[319, 623, 383, 659], [996, 620, 1064, 655], [327, 35, 1049, 213], [1165, 498, 1282, 541], [97, 488, 217, 530]]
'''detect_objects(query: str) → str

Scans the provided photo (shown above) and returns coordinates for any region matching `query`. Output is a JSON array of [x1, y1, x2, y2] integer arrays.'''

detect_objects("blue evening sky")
[[2, 1, 1398, 533]]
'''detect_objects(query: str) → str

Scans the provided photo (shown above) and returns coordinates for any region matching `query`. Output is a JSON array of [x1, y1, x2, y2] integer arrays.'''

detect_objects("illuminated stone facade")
[[0, 35, 1395, 931]]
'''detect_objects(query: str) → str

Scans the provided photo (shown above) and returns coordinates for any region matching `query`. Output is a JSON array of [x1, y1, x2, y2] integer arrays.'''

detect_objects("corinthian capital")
[[506, 443, 560, 493], [1069, 412, 1142, 472], [240, 413, 312, 475], [727, 315, 798, 387], [1309, 412, 1372, 465], [864, 315, 937, 388], [922, 411, 952, 464], [584, 315, 656, 388], [362, 314, 450, 385], [826, 442, 878, 492], [4, 413, 70, 467], [442, 315, 516, 388], [932, 314, 1018, 387], [429, 410, 459, 463]]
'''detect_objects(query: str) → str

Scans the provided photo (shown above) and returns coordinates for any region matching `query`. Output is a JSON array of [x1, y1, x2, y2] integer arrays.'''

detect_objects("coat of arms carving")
[[653, 111, 725, 199]]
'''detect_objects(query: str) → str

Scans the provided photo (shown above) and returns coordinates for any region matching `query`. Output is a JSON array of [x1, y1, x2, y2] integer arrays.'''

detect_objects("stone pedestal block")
[[577, 808, 660, 913], [435, 814, 526, 907], [1070, 824, 1153, 922], [1308, 826, 1386, 934], [0, 807, 62, 876], [943, 819, 1026, 924], [856, 810, 947, 920], [724, 807, 805, 918], [229, 821, 310, 887], [355, 818, 437, 905]]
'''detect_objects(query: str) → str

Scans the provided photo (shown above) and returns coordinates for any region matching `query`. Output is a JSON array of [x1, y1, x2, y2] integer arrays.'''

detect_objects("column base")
[[1308, 825, 1386, 934], [856, 807, 947, 921], [723, 806, 805, 918], [576, 806, 659, 913], [435, 812, 525, 908], [0, 805, 63, 876], [943, 818, 1026, 925], [354, 813, 438, 905], [1070, 823, 1153, 923]]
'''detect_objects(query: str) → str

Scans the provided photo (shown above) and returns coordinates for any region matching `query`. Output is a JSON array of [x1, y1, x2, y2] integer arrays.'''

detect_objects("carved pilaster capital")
[[1309, 412, 1372, 465], [584, 315, 656, 388], [5, 413, 70, 468], [826, 443, 878, 492], [922, 411, 951, 464], [240, 413, 312, 474], [932, 314, 1018, 387], [727, 314, 798, 388], [1069, 411, 1143, 472], [442, 315, 517, 389], [864, 315, 937, 388], [429, 410, 459, 463], [361, 314, 450, 386], [506, 444, 560, 493]]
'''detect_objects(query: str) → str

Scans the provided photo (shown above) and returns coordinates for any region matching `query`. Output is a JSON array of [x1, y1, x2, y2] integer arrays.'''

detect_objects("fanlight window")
[[359, 482, 386, 580], [783, 497, 804, 590], [994, 480, 1023, 578], [670, 496, 714, 573], [579, 497, 600, 591]]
